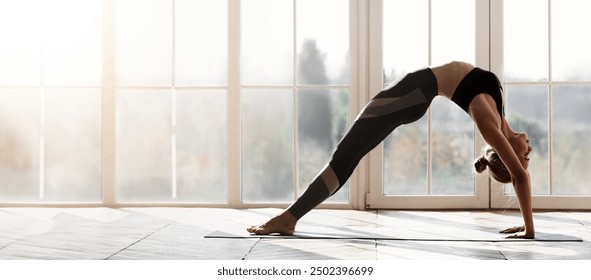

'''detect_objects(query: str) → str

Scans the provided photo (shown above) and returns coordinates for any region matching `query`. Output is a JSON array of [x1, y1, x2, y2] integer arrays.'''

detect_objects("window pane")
[[242, 0, 293, 85], [0, 91, 40, 201], [0, 1, 42, 86], [43, 0, 102, 86], [175, 0, 227, 86], [382, 0, 429, 85], [504, 0, 548, 82], [296, 0, 348, 86], [431, 97, 474, 195], [116, 0, 172, 86], [44, 89, 102, 201], [431, 0, 475, 65], [117, 90, 172, 201], [175, 90, 227, 202], [552, 0, 591, 81], [297, 89, 349, 202], [552, 86, 591, 195], [242, 89, 293, 203], [505, 86, 550, 195], [384, 115, 429, 195]]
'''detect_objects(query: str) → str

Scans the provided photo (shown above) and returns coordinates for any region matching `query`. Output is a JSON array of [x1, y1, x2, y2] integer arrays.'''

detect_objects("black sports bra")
[[451, 67, 504, 117]]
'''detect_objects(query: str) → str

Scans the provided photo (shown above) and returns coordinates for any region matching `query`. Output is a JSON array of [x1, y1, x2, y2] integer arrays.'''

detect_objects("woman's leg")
[[247, 68, 438, 235]]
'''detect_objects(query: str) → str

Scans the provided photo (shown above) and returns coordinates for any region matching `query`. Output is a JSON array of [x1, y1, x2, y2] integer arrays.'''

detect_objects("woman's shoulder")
[[469, 95, 502, 124]]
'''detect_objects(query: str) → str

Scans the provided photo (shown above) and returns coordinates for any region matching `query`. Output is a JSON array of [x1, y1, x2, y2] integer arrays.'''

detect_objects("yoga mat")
[[205, 226, 582, 242]]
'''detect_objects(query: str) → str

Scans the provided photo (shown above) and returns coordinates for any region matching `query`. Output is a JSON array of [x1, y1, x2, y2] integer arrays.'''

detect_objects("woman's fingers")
[[500, 226, 525, 233], [503, 232, 535, 239]]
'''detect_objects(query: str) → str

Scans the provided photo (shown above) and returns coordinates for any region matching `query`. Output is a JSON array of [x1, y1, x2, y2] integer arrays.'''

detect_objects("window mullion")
[[102, 0, 117, 206], [427, 0, 432, 195], [292, 0, 299, 201], [227, 0, 242, 207], [547, 0, 554, 195], [171, 0, 177, 200], [475, 0, 492, 203]]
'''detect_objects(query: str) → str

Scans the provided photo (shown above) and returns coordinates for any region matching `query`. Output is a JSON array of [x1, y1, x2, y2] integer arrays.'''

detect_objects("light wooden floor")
[[1, 207, 590, 260]]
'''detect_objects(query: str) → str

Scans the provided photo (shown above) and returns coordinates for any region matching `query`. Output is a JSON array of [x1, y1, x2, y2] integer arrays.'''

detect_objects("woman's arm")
[[508, 168, 534, 238], [481, 126, 535, 239]]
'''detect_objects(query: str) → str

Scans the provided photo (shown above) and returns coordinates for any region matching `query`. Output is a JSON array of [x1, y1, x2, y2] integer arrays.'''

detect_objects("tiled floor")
[[0, 207, 590, 260]]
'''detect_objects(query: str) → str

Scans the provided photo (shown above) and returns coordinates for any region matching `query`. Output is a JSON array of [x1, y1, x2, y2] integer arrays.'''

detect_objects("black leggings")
[[287, 68, 439, 219]]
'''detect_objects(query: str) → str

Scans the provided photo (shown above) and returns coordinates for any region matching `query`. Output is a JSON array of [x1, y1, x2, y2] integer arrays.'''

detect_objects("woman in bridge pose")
[[247, 61, 534, 239]]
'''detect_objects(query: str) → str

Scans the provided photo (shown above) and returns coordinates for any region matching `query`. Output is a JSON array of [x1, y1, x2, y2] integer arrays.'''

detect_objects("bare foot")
[[247, 211, 297, 236]]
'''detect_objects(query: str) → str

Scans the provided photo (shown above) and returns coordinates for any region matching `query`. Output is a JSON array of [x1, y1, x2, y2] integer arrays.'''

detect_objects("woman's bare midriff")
[[430, 61, 475, 99]]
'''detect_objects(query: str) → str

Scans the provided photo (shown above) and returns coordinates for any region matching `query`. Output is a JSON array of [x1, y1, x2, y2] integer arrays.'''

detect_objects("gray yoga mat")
[[205, 226, 582, 242]]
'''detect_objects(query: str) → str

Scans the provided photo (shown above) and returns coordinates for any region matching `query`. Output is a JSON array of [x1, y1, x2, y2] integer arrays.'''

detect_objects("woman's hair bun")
[[474, 156, 489, 173]]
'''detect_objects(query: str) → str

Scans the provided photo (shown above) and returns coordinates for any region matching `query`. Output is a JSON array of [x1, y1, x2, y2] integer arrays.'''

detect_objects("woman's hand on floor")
[[500, 225, 525, 234], [500, 225, 534, 239], [503, 232, 535, 239]]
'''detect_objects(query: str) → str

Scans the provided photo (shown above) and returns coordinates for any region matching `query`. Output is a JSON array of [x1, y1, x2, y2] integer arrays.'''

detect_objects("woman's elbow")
[[511, 169, 530, 186]]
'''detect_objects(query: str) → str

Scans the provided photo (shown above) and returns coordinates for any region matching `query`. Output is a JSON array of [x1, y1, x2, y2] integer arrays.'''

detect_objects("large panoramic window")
[[2, 0, 589, 208]]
